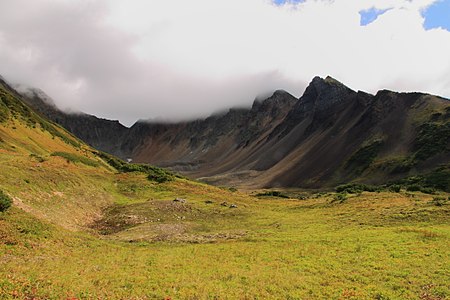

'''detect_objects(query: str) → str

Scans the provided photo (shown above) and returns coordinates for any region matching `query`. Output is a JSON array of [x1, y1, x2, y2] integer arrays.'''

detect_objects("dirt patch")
[[90, 200, 204, 235], [109, 222, 248, 243], [109, 222, 190, 242], [90, 199, 248, 243]]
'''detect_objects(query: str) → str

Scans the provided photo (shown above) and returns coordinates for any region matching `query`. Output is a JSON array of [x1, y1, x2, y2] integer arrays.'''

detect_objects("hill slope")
[[18, 76, 450, 189], [0, 77, 192, 230], [1, 76, 449, 299]]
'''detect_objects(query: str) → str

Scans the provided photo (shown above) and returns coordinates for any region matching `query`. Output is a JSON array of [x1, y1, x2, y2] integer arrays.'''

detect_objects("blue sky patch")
[[422, 0, 450, 31], [273, 0, 304, 5], [359, 7, 391, 26]]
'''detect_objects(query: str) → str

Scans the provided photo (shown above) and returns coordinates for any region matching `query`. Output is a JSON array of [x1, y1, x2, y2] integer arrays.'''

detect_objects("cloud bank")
[[0, 0, 449, 126]]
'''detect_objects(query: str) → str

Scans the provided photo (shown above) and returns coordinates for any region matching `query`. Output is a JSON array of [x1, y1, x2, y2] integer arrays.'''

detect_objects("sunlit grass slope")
[[0, 81, 449, 299]]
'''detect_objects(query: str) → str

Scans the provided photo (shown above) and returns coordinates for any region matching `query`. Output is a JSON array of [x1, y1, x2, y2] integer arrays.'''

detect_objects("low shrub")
[[424, 168, 450, 192], [388, 184, 401, 193], [396, 167, 450, 192], [420, 187, 436, 195], [405, 184, 436, 194], [332, 192, 347, 203], [96, 151, 174, 183], [147, 168, 173, 183], [256, 191, 289, 198], [51, 152, 99, 167], [0, 190, 12, 212], [406, 184, 422, 192], [336, 183, 380, 194], [431, 197, 448, 206], [29, 153, 46, 163]]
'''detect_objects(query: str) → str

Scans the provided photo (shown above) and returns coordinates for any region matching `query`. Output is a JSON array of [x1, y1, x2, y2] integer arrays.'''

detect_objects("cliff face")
[[18, 87, 130, 157], [16, 76, 450, 189]]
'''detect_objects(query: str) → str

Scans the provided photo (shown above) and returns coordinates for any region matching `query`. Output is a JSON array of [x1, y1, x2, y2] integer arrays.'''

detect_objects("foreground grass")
[[1, 190, 449, 299]]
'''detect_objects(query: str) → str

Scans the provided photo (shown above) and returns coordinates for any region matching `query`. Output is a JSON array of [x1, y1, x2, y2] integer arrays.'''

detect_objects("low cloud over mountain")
[[1, 0, 449, 126]]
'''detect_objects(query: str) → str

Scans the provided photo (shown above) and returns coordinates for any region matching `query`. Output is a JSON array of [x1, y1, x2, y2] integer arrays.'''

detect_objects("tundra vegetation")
[[0, 83, 449, 299]]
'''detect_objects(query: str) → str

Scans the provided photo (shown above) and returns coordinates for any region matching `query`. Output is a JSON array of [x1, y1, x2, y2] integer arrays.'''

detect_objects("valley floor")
[[1, 184, 449, 299]]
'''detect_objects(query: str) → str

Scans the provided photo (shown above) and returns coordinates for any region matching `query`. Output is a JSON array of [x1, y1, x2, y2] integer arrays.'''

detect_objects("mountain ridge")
[[2, 74, 449, 298], [11, 75, 450, 189]]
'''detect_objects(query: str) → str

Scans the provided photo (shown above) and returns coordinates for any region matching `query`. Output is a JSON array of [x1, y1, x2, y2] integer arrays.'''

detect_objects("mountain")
[[16, 85, 130, 157], [15, 76, 450, 189], [2, 74, 449, 299]]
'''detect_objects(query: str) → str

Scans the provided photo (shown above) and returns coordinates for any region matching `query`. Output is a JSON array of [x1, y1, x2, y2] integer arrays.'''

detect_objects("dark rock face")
[[16, 76, 450, 189], [268, 76, 357, 141], [18, 87, 130, 157]]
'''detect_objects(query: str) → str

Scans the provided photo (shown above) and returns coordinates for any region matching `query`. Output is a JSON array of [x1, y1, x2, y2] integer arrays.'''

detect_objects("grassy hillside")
[[0, 82, 449, 299]]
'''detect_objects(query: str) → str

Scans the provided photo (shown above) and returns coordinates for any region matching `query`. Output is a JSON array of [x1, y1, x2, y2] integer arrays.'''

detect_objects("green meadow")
[[1, 163, 449, 299]]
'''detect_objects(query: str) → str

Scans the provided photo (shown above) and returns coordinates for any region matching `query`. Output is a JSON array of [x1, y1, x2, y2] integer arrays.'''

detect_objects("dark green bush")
[[420, 187, 436, 195], [29, 153, 46, 163], [388, 184, 401, 193], [332, 192, 348, 203], [396, 167, 450, 193], [147, 168, 173, 183], [96, 151, 174, 183], [405, 184, 435, 194], [424, 168, 450, 192], [256, 191, 289, 198], [406, 184, 422, 192], [0, 190, 12, 212], [431, 197, 447, 206], [51, 152, 99, 167], [336, 183, 380, 194]]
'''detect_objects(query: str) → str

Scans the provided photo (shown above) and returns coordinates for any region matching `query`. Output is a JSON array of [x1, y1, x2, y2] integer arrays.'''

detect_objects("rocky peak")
[[267, 76, 358, 140], [285, 76, 354, 118], [300, 76, 356, 112], [251, 89, 297, 113]]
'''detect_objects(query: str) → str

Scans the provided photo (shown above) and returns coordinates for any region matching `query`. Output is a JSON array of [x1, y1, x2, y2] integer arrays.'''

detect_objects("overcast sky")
[[1, 0, 449, 126]]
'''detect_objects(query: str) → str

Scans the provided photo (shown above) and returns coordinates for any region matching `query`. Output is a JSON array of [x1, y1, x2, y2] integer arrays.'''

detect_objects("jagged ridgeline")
[[1, 75, 449, 299], [19, 76, 450, 190]]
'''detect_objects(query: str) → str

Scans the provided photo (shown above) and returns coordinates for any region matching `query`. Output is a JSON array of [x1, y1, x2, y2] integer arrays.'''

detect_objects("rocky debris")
[[229, 204, 238, 208], [220, 201, 228, 207], [173, 197, 186, 203]]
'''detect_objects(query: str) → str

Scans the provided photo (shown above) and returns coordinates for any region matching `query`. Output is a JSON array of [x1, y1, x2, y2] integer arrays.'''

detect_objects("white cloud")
[[0, 0, 449, 126]]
